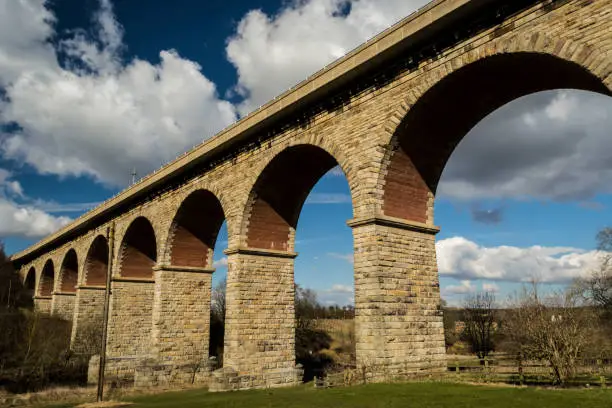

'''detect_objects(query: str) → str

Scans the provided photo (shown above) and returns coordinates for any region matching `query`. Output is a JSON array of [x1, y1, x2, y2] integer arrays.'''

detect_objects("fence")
[[446, 354, 612, 387]]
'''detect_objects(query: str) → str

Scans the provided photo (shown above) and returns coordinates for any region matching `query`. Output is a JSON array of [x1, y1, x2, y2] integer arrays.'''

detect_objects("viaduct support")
[[219, 248, 302, 389], [135, 265, 216, 386], [51, 292, 76, 321], [33, 296, 52, 314], [350, 215, 446, 381], [71, 285, 106, 353], [104, 277, 155, 381]]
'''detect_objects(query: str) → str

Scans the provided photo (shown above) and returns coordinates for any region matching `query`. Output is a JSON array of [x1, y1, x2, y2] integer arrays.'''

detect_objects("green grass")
[[61, 382, 612, 408]]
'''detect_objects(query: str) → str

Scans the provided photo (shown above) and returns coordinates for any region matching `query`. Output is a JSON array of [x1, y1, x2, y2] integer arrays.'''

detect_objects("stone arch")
[[118, 216, 157, 278], [59, 249, 78, 293], [380, 36, 612, 222], [166, 189, 226, 268], [38, 259, 55, 296], [84, 235, 109, 286], [242, 143, 353, 251], [24, 266, 36, 295]]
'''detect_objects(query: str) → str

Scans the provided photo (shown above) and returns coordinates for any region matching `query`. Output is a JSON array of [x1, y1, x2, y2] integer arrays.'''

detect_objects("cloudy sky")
[[1, 0, 611, 306]]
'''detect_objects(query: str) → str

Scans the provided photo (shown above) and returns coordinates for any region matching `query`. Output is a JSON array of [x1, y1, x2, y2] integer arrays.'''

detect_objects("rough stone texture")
[[223, 250, 296, 383], [12, 0, 612, 391], [151, 267, 213, 365], [51, 293, 76, 321], [105, 280, 155, 380], [33, 296, 52, 314], [351, 218, 445, 380], [71, 286, 106, 353]]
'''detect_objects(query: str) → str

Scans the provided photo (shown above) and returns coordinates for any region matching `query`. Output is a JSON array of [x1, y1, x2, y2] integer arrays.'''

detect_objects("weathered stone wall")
[[33, 297, 52, 314], [351, 218, 445, 380], [223, 250, 296, 380], [105, 280, 154, 379], [151, 267, 213, 364], [71, 286, 106, 353], [51, 293, 76, 321]]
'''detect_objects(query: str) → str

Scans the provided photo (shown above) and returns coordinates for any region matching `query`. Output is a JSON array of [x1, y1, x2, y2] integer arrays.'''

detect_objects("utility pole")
[[97, 223, 114, 402]]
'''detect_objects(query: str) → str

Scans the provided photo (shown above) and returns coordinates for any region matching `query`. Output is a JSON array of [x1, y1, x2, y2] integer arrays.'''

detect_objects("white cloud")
[[317, 282, 355, 306], [326, 166, 346, 177], [0, 168, 70, 238], [306, 193, 351, 204], [482, 282, 500, 293], [226, 0, 430, 115], [439, 91, 612, 202], [436, 236, 601, 284], [0, 0, 237, 186], [213, 257, 228, 268], [0, 200, 71, 238], [441, 280, 475, 296], [328, 252, 354, 264]]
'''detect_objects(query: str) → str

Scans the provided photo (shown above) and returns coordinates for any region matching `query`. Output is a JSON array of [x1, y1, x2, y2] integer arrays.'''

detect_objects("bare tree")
[[295, 284, 318, 330], [504, 282, 595, 384], [209, 279, 226, 363], [583, 228, 612, 313], [211, 278, 226, 322], [462, 291, 496, 360]]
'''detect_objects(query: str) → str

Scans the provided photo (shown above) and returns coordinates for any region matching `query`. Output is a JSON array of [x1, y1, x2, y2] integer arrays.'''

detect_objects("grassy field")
[[51, 382, 612, 408]]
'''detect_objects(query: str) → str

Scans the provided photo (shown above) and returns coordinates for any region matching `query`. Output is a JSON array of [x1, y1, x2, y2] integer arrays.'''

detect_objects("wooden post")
[[97, 224, 114, 402]]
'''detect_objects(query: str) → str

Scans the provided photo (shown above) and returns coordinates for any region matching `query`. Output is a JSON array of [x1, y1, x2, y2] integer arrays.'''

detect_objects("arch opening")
[[119, 217, 157, 278], [169, 190, 226, 268], [25, 267, 36, 293], [242, 144, 356, 381], [84, 235, 109, 286], [383, 52, 612, 221], [59, 249, 78, 293], [38, 260, 54, 297], [245, 144, 344, 251], [210, 221, 228, 365]]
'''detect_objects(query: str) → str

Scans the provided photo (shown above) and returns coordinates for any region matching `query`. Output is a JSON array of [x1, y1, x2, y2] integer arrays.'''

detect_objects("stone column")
[[105, 277, 155, 380], [151, 265, 214, 365], [33, 295, 52, 314], [51, 292, 76, 321], [222, 248, 299, 388], [71, 285, 106, 353], [349, 215, 446, 381]]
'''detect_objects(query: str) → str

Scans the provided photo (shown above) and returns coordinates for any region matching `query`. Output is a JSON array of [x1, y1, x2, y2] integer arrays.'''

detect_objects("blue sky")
[[1, 0, 611, 306]]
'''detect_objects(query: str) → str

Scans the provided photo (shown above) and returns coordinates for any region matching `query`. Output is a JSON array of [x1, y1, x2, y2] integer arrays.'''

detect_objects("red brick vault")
[[10, 0, 612, 390]]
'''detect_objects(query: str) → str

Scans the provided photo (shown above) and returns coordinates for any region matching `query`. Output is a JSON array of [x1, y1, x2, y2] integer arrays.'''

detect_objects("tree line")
[[444, 227, 612, 384]]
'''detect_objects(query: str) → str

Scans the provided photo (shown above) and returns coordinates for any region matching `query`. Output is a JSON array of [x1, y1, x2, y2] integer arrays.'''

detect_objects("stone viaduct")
[[9, 0, 612, 390]]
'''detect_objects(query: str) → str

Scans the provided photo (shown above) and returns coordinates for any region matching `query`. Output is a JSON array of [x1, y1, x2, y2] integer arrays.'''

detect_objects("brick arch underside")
[[383, 52, 612, 222], [119, 218, 157, 278], [59, 250, 78, 292], [39, 261, 54, 296], [246, 145, 339, 251], [85, 235, 108, 286], [169, 190, 225, 268]]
